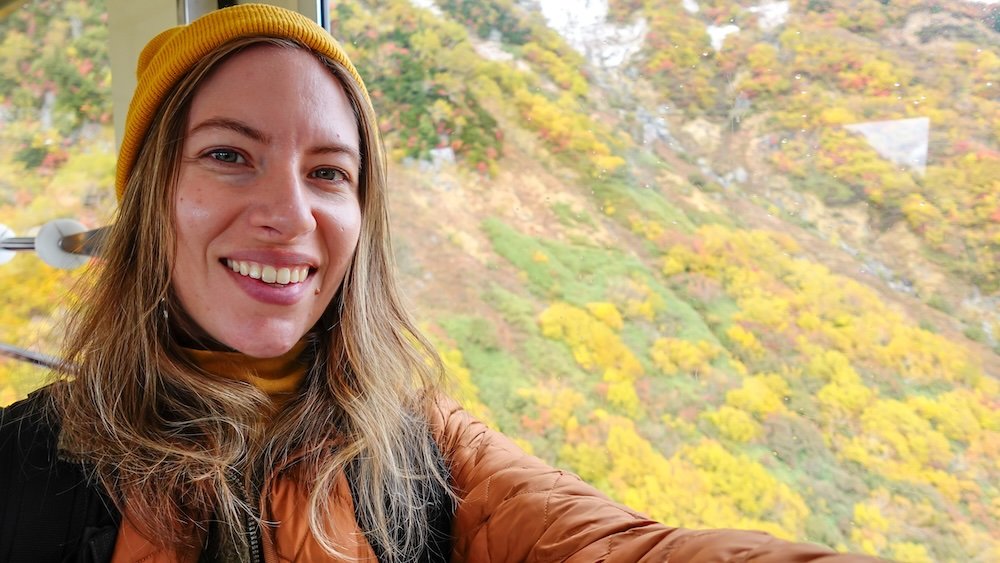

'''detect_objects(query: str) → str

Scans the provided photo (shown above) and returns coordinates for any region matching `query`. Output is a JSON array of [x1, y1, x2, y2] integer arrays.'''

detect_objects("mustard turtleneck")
[[182, 340, 309, 408]]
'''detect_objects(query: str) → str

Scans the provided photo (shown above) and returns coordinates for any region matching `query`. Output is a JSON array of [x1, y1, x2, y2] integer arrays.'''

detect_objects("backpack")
[[0, 390, 120, 563], [0, 389, 453, 563]]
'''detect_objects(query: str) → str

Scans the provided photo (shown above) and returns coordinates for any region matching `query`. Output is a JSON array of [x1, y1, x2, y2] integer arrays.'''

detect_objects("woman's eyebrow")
[[308, 143, 361, 165], [188, 117, 270, 143]]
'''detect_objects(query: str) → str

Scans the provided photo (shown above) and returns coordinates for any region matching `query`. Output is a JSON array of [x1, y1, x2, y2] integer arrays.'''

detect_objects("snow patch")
[[536, 0, 647, 68], [748, 1, 790, 31], [409, 0, 442, 15], [682, 0, 700, 13], [844, 117, 930, 175], [707, 24, 740, 51]]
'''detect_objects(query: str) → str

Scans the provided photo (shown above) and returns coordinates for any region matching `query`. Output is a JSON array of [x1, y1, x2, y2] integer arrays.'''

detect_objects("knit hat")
[[115, 3, 370, 200]]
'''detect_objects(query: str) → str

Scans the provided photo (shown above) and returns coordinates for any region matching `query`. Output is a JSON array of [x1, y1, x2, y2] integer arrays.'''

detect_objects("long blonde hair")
[[53, 37, 452, 561]]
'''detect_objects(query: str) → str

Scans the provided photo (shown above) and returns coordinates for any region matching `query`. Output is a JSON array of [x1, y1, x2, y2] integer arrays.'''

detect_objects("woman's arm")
[[429, 397, 879, 563]]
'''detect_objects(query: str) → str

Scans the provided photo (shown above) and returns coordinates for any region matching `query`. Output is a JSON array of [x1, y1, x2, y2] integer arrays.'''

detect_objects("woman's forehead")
[[186, 46, 361, 152]]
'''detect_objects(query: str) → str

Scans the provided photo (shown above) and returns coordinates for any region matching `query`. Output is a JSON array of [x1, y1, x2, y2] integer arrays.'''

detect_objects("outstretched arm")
[[429, 397, 879, 563]]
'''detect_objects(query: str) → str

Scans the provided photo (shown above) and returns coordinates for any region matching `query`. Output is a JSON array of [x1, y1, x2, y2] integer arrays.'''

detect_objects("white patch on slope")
[[473, 40, 514, 62], [707, 24, 740, 51], [409, 0, 442, 15], [844, 117, 930, 175], [748, 1, 790, 31], [536, 0, 647, 68], [682, 0, 700, 13]]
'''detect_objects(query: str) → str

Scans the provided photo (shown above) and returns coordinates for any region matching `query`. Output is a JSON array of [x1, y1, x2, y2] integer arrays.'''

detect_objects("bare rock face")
[[681, 118, 722, 154]]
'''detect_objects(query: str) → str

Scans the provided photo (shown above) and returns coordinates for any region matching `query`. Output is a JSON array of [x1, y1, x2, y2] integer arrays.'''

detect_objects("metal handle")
[[0, 236, 34, 251], [0, 220, 107, 269], [0, 342, 62, 370], [58, 227, 109, 257]]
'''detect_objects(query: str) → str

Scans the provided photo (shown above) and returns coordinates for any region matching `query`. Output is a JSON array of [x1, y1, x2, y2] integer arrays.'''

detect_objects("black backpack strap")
[[0, 389, 121, 563], [346, 436, 454, 563], [417, 437, 454, 563]]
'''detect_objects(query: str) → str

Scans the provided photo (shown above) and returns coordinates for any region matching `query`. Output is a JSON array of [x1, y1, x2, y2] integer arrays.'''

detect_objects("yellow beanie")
[[116, 3, 370, 200]]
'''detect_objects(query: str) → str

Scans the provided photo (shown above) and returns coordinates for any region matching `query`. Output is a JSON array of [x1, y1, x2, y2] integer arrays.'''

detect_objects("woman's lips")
[[222, 259, 316, 306]]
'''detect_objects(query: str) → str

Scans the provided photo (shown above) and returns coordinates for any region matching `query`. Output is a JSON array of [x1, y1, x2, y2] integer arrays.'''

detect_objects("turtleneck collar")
[[181, 339, 309, 407]]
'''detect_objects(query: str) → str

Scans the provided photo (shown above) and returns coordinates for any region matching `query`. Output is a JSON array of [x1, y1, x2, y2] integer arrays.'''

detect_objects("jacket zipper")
[[228, 467, 264, 563], [245, 506, 263, 563]]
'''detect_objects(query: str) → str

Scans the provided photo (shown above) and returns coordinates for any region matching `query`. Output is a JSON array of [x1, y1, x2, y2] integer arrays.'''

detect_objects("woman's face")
[[171, 46, 362, 358]]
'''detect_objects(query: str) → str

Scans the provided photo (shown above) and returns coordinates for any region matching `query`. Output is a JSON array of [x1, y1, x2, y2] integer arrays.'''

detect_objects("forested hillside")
[[1, 0, 997, 560]]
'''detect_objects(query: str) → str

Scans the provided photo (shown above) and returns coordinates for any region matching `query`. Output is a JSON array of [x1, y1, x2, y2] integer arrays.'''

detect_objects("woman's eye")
[[206, 149, 244, 164], [311, 167, 346, 182]]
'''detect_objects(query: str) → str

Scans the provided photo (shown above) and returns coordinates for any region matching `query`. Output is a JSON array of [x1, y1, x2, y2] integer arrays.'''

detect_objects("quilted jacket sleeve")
[[429, 397, 880, 563]]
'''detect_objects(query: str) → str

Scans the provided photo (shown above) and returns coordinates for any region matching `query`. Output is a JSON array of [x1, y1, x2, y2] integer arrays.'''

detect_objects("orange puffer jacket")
[[111, 398, 880, 562]]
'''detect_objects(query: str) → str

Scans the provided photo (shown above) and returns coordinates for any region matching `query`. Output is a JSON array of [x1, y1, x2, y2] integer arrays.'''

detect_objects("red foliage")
[[76, 59, 93, 76]]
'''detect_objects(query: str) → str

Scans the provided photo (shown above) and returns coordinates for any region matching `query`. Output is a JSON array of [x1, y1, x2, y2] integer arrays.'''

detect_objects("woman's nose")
[[248, 167, 317, 240]]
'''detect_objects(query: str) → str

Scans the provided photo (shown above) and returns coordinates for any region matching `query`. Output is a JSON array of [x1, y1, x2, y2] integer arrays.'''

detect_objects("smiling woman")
[[4, 7, 453, 561], [0, 4, 882, 563]]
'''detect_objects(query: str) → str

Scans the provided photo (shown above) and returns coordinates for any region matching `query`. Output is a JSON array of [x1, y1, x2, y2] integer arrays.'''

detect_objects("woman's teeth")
[[226, 259, 310, 285]]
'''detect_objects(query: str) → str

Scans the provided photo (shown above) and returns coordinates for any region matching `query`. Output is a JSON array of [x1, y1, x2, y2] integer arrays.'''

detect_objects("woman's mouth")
[[224, 259, 312, 285]]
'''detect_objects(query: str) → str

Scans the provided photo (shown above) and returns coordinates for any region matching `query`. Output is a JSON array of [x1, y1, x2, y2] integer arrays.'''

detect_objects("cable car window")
[[1, 0, 997, 560]]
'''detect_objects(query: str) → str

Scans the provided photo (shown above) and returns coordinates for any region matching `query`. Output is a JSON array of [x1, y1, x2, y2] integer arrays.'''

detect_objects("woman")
[[0, 4, 876, 562]]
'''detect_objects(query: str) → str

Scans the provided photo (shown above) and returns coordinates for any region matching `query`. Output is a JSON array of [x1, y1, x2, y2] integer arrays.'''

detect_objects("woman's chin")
[[223, 333, 303, 359]]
